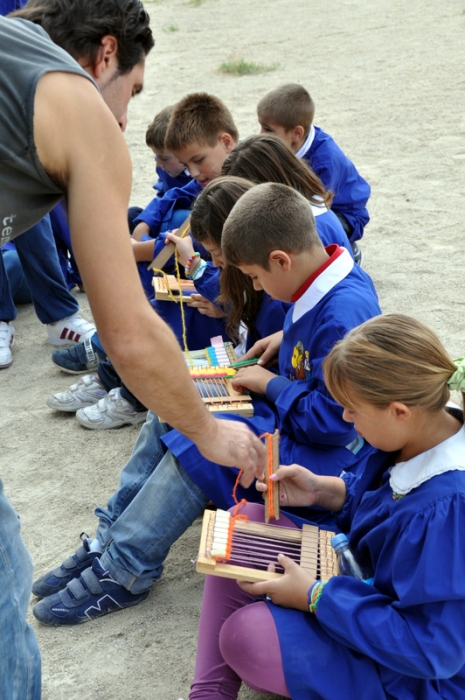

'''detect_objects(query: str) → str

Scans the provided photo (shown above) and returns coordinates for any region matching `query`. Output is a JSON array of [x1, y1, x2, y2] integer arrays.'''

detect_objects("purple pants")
[[190, 503, 295, 699]]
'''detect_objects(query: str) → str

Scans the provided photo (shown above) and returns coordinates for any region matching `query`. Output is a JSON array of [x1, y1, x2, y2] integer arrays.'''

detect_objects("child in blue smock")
[[257, 83, 370, 262], [190, 314, 465, 700], [161, 182, 381, 528], [221, 133, 354, 260]]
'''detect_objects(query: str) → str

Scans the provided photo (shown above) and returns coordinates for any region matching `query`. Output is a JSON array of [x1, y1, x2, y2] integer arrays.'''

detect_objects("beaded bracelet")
[[185, 252, 200, 279], [308, 581, 326, 615], [191, 259, 207, 281]]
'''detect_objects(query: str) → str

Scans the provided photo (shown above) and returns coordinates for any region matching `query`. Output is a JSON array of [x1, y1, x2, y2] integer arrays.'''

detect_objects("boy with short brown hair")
[[257, 83, 370, 260], [165, 92, 238, 187]]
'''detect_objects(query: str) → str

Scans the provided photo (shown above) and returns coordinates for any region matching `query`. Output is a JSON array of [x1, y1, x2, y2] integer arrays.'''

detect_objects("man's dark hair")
[[12, 0, 154, 74]]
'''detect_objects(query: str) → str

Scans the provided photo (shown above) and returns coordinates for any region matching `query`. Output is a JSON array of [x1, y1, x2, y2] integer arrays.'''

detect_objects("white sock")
[[89, 538, 103, 553]]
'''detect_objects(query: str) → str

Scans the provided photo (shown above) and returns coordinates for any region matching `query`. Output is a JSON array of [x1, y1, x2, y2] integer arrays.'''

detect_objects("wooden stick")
[[264, 429, 280, 523], [147, 214, 191, 271]]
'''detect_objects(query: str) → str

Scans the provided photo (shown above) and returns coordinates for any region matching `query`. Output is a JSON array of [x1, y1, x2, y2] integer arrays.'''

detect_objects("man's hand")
[[256, 465, 347, 512], [239, 555, 315, 611], [195, 418, 266, 487], [240, 331, 283, 366], [187, 294, 227, 318], [231, 365, 276, 395]]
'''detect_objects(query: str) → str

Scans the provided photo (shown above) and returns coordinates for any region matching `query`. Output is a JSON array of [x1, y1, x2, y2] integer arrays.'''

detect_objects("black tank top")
[[0, 17, 96, 243]]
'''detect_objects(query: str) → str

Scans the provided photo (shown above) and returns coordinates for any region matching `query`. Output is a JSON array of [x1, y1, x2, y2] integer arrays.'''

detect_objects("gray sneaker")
[[46, 374, 107, 412], [76, 388, 148, 430]]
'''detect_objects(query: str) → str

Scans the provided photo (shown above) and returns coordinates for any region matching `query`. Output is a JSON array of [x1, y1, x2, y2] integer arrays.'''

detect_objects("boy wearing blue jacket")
[[257, 83, 370, 262]]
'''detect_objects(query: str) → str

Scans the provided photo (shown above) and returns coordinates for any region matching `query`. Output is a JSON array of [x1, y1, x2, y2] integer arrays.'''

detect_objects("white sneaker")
[[46, 374, 107, 412], [75, 387, 148, 430], [0, 322, 15, 368], [47, 313, 96, 346]]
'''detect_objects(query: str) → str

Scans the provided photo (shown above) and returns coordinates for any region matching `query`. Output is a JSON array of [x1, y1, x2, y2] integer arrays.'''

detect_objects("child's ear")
[[269, 250, 292, 271], [219, 132, 236, 153], [291, 125, 305, 146], [390, 402, 412, 421]]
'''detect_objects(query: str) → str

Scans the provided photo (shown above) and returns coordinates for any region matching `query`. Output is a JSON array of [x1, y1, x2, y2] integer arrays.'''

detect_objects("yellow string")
[[152, 254, 194, 366]]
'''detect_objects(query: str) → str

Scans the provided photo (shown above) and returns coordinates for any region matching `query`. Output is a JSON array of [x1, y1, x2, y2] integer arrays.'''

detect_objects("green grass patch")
[[219, 58, 280, 76], [162, 24, 179, 32]]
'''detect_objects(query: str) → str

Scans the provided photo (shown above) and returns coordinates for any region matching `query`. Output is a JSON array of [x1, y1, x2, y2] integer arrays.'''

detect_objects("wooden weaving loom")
[[196, 508, 337, 583], [153, 275, 196, 302]]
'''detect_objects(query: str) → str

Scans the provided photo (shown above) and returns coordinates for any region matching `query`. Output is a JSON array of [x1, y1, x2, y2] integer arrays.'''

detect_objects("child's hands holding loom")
[[239, 555, 315, 612], [240, 331, 283, 367], [231, 364, 276, 395], [187, 294, 227, 318], [164, 229, 195, 266], [256, 465, 347, 512]]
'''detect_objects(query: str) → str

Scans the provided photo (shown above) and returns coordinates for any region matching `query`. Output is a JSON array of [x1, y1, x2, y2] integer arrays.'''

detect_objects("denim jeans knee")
[[0, 481, 41, 700]]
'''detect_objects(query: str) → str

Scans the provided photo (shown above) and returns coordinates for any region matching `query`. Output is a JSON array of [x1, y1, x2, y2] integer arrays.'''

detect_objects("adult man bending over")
[[0, 2, 264, 697]]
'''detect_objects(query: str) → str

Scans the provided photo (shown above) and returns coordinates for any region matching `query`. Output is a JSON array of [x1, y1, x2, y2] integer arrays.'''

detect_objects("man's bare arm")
[[34, 72, 265, 478]]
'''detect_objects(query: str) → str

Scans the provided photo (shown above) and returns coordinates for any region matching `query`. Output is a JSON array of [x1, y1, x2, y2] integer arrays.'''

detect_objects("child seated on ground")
[[46, 94, 242, 428], [257, 83, 370, 262], [221, 133, 354, 258], [189, 314, 465, 700], [32, 181, 382, 628]]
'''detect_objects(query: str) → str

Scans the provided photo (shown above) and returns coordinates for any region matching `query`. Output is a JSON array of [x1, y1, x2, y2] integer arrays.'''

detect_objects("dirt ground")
[[1, 0, 465, 698]]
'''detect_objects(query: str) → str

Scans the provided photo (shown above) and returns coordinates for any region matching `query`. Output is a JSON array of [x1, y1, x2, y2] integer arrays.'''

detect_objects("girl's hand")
[[165, 229, 195, 266], [231, 365, 276, 394], [256, 465, 347, 512], [187, 294, 227, 318], [239, 555, 315, 611], [240, 331, 283, 366]]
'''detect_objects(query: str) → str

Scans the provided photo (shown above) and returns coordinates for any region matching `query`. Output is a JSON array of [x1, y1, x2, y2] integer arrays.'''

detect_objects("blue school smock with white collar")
[[161, 246, 381, 524], [153, 167, 192, 197], [270, 422, 465, 699], [300, 126, 370, 243]]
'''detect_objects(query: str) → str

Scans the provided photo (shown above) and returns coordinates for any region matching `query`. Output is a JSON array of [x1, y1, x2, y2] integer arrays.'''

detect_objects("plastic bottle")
[[331, 533, 365, 580]]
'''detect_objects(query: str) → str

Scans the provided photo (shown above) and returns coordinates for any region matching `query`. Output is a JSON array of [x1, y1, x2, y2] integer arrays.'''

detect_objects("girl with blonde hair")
[[189, 314, 465, 700]]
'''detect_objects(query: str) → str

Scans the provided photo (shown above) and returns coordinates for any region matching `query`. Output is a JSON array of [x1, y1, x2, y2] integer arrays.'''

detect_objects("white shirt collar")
[[292, 246, 354, 323], [390, 424, 465, 496], [296, 125, 315, 159]]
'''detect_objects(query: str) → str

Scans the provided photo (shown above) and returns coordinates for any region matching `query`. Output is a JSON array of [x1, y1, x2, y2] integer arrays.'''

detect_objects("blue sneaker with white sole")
[[32, 533, 102, 598], [33, 557, 150, 626]]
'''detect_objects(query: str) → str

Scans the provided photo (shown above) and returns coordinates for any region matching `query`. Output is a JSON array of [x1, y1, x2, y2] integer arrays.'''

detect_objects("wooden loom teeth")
[[148, 214, 191, 271], [153, 275, 196, 302], [196, 509, 337, 583], [264, 429, 280, 523]]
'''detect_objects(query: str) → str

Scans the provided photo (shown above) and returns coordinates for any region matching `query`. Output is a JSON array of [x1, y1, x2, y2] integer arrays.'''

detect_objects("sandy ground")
[[1, 0, 465, 698]]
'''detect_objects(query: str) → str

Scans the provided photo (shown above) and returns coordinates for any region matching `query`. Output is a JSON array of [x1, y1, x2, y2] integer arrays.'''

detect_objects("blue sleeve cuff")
[[266, 376, 292, 403]]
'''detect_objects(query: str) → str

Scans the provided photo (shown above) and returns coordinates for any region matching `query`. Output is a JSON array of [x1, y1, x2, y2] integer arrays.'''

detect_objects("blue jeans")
[[0, 216, 78, 323], [95, 412, 209, 593], [0, 481, 41, 699]]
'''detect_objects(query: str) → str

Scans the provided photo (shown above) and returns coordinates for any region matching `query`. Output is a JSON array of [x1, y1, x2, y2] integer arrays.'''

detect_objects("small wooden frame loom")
[[196, 508, 337, 583], [189, 367, 254, 417], [148, 215, 191, 271], [153, 275, 196, 302], [184, 337, 238, 369]]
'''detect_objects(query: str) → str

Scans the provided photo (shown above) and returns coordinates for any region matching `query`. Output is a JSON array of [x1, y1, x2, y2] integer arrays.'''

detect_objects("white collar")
[[292, 247, 354, 323], [296, 125, 315, 159], [309, 198, 327, 218], [390, 424, 465, 496]]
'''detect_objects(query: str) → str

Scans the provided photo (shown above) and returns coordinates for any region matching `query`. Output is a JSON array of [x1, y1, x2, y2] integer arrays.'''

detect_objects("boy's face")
[[151, 147, 186, 178], [174, 133, 236, 187], [257, 117, 295, 149], [237, 256, 293, 302]]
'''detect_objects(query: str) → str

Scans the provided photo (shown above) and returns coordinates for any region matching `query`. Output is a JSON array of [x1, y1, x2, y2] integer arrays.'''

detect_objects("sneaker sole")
[[33, 588, 150, 626], [46, 397, 99, 412], [52, 358, 98, 375], [76, 412, 148, 430]]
